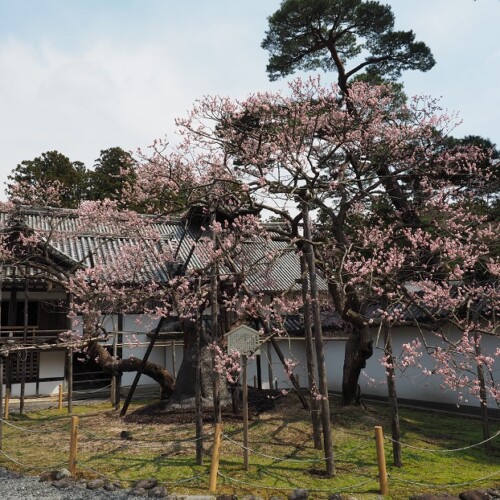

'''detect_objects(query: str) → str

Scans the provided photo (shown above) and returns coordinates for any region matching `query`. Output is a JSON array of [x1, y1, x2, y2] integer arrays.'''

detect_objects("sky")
[[0, 0, 499, 197]]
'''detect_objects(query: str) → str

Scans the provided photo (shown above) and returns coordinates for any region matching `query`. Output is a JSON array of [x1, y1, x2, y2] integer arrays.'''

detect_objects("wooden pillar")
[[242, 355, 249, 471], [256, 354, 262, 390], [7, 288, 17, 329], [67, 348, 73, 413], [7, 286, 17, 394]]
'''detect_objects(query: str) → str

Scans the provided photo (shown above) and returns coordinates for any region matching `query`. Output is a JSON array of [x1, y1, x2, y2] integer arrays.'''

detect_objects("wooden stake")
[[69, 415, 79, 477], [58, 384, 63, 410], [4, 389, 9, 421], [209, 423, 222, 493], [374, 426, 388, 495]]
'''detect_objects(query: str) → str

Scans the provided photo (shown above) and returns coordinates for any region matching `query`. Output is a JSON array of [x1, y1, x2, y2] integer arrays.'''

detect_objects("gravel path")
[[0, 468, 132, 500]]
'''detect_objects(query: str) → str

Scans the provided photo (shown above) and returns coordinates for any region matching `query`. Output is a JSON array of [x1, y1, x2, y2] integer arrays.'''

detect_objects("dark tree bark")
[[168, 320, 231, 406], [341, 325, 373, 405], [87, 340, 175, 400]]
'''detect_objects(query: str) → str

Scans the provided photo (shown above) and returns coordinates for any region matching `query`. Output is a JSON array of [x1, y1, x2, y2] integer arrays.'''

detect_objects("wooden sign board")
[[226, 325, 261, 356]]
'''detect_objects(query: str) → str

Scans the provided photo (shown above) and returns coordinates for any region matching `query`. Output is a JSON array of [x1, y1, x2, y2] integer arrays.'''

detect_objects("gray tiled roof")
[[1, 206, 327, 293]]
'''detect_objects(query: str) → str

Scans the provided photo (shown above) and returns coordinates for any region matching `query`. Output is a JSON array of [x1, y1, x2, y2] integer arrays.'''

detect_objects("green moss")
[[0, 397, 498, 499]]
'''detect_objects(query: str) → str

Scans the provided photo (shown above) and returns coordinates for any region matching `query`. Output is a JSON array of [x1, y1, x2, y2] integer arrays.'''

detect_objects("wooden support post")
[[20, 276, 29, 415], [69, 415, 79, 478], [195, 302, 204, 466], [242, 355, 249, 471], [171, 340, 176, 382], [111, 331, 118, 408], [374, 426, 388, 495], [267, 343, 274, 390], [209, 423, 223, 493], [303, 201, 334, 477], [4, 388, 9, 421], [269, 336, 309, 409], [110, 377, 116, 407], [256, 354, 262, 390], [120, 317, 165, 417], [115, 332, 122, 411], [67, 348, 73, 414], [58, 384, 63, 410], [115, 320, 122, 411], [253, 375, 257, 388], [0, 357, 3, 450]]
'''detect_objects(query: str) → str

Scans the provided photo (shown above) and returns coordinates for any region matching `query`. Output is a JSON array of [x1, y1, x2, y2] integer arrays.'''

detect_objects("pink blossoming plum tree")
[[164, 77, 498, 410], [1, 78, 497, 473]]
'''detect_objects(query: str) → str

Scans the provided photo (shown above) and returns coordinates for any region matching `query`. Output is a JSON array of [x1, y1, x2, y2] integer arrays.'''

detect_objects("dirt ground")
[[124, 386, 283, 424]]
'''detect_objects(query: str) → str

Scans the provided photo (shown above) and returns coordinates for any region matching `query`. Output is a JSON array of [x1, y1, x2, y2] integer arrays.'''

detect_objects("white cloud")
[[0, 0, 499, 196]]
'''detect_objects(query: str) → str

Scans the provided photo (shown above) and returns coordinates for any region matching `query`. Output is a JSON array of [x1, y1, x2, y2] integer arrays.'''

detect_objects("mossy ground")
[[0, 393, 499, 499]]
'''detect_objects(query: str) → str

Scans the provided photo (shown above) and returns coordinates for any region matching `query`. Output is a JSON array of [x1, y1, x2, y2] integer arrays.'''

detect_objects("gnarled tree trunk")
[[87, 340, 175, 400], [167, 320, 231, 408], [341, 325, 373, 405]]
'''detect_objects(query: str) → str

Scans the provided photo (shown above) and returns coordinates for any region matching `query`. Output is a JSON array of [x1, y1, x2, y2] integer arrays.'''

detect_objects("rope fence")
[[71, 383, 112, 395], [0, 403, 498, 497], [0, 449, 67, 472], [386, 429, 500, 453], [0, 417, 67, 434], [217, 470, 377, 494], [389, 469, 500, 489]]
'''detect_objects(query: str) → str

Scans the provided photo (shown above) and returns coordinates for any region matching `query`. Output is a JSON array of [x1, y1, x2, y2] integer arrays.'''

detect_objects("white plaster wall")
[[7, 383, 37, 397], [241, 338, 345, 391], [120, 315, 164, 387], [39, 350, 65, 379], [16, 311, 499, 410], [361, 326, 500, 409], [37, 350, 66, 395]]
